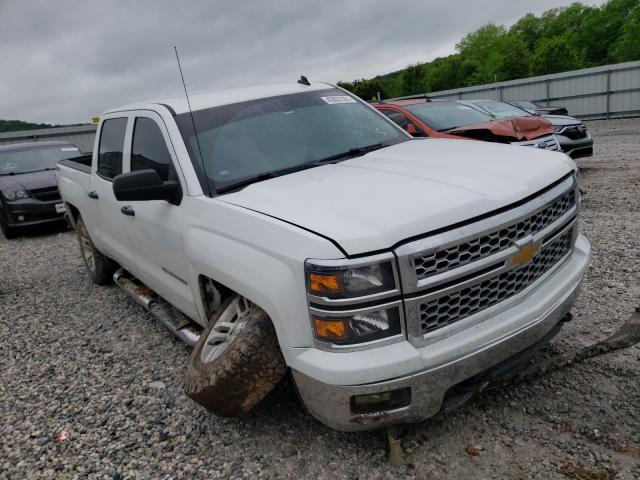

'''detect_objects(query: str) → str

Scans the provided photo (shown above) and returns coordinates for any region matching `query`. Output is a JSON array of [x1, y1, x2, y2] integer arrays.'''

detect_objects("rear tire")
[[184, 295, 287, 417], [75, 215, 118, 285]]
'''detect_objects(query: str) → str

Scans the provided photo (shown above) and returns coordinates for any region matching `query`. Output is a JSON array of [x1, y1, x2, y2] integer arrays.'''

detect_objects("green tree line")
[[338, 0, 640, 100], [0, 119, 57, 133], [0, 119, 89, 133]]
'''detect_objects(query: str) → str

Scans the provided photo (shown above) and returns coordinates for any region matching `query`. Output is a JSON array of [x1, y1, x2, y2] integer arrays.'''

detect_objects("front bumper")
[[2, 198, 66, 227], [557, 133, 593, 159], [292, 233, 590, 431]]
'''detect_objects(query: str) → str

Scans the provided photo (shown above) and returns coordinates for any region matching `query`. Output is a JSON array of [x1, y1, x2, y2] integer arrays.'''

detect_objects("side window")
[[380, 109, 427, 137], [131, 117, 172, 181], [97, 118, 127, 180], [380, 109, 409, 129]]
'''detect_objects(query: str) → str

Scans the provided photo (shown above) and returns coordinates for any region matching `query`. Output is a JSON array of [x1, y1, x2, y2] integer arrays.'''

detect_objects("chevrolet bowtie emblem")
[[511, 242, 541, 266]]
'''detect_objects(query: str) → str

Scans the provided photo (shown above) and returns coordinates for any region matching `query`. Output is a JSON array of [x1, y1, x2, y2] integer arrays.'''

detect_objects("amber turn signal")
[[313, 318, 349, 340], [309, 272, 343, 294]]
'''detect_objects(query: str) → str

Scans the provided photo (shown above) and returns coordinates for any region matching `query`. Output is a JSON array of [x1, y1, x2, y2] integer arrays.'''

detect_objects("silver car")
[[460, 99, 593, 159]]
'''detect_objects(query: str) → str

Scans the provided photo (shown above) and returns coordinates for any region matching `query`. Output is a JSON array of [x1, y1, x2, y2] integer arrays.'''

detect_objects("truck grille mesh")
[[413, 189, 575, 281], [419, 228, 573, 334]]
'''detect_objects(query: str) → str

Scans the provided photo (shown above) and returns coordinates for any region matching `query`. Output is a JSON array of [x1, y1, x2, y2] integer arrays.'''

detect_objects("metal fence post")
[[546, 79, 550, 106], [606, 69, 611, 119]]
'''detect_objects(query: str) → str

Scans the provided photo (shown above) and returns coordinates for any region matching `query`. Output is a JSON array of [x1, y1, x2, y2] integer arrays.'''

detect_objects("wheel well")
[[65, 203, 80, 227], [198, 275, 235, 320]]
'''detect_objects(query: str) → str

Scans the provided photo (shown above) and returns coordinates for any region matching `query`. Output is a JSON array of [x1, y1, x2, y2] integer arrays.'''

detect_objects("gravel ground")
[[1, 118, 639, 479]]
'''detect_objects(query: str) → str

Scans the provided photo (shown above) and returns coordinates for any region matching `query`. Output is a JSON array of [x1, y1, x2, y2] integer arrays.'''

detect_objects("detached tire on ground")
[[75, 214, 118, 285], [184, 295, 287, 417]]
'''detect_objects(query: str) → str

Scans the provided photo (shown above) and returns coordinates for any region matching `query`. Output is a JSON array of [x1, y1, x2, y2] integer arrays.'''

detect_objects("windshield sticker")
[[1, 162, 18, 171], [320, 96, 357, 105], [61, 147, 78, 151]]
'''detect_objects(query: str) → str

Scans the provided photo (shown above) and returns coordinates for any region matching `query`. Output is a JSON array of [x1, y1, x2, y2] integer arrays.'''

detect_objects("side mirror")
[[113, 169, 179, 203], [406, 123, 418, 135]]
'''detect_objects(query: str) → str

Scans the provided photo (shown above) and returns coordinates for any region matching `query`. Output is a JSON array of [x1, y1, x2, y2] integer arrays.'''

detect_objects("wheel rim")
[[200, 296, 252, 364], [78, 222, 96, 273]]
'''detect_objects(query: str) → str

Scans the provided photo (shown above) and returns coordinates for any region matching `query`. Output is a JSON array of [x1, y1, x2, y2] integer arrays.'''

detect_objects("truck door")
[[90, 116, 135, 269], [120, 112, 197, 319]]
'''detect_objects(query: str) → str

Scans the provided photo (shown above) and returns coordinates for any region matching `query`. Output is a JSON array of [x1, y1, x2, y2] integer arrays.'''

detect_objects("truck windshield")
[[472, 101, 533, 119], [175, 88, 407, 194], [0, 144, 82, 175], [405, 102, 494, 132]]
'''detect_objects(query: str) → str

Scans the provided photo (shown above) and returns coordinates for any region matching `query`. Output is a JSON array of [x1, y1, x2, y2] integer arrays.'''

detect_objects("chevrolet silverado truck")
[[56, 81, 590, 431]]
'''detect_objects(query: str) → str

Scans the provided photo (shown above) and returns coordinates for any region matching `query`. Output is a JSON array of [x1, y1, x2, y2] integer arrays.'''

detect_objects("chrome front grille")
[[413, 189, 574, 281], [557, 125, 587, 140], [396, 175, 579, 347], [513, 134, 560, 151], [419, 228, 573, 333]]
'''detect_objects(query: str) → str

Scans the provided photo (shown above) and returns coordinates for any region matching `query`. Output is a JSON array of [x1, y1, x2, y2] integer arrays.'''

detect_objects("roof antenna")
[[297, 75, 310, 86], [174, 46, 212, 196]]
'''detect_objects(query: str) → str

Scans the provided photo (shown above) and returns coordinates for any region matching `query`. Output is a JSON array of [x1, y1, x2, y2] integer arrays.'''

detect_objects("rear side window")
[[131, 117, 172, 181], [380, 109, 410, 129], [97, 118, 127, 180]]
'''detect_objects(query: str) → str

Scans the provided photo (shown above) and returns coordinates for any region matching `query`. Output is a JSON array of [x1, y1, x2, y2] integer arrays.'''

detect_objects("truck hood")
[[448, 116, 553, 141], [220, 139, 574, 255], [0, 170, 57, 193]]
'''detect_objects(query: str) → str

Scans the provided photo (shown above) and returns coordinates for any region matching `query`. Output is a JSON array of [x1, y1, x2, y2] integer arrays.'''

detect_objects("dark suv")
[[0, 141, 83, 238]]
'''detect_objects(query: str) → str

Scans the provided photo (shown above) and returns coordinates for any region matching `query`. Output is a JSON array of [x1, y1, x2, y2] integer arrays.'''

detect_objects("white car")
[[56, 81, 590, 431]]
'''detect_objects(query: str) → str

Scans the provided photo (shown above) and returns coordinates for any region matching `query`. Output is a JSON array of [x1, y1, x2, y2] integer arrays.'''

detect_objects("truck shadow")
[[2, 220, 71, 240]]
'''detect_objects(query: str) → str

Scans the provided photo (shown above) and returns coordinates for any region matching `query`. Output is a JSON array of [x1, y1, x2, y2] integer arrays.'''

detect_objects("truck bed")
[[58, 154, 92, 174]]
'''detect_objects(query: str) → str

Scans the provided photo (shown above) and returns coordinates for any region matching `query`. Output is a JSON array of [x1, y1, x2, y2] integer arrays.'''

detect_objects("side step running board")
[[113, 268, 202, 347]]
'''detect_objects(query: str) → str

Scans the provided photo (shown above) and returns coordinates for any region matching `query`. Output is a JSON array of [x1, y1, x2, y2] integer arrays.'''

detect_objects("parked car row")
[[374, 97, 592, 159]]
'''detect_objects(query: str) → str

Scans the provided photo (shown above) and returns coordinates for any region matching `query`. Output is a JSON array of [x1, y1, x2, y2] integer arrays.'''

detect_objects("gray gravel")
[[1, 118, 639, 479]]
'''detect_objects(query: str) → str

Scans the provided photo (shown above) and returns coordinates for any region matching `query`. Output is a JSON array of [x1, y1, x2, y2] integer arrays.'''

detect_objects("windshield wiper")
[[216, 161, 324, 194], [439, 126, 463, 132], [316, 143, 386, 163], [216, 143, 388, 194]]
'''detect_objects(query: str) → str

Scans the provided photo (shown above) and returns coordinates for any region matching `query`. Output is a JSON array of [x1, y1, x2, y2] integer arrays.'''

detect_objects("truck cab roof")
[[104, 82, 334, 116]]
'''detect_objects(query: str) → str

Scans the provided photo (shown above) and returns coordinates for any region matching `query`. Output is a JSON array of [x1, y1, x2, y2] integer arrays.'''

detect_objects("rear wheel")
[[184, 295, 287, 417], [75, 215, 118, 285]]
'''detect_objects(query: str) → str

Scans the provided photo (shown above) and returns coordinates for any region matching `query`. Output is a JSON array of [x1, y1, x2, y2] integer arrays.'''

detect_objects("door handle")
[[120, 205, 135, 217], [88, 191, 99, 199]]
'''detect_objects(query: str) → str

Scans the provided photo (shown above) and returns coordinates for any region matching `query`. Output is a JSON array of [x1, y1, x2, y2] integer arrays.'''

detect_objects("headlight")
[[2, 190, 28, 201], [554, 126, 564, 133], [311, 304, 402, 345], [305, 254, 403, 348], [305, 258, 397, 299]]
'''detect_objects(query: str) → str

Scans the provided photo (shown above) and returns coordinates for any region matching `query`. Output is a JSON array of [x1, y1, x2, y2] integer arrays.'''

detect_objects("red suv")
[[375, 99, 559, 151]]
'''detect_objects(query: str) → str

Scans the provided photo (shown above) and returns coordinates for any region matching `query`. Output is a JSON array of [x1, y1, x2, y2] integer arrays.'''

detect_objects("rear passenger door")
[[90, 116, 135, 268], [120, 111, 196, 318]]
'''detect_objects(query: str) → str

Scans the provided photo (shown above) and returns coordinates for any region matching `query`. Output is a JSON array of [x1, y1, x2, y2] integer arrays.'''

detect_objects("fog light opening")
[[350, 387, 411, 415]]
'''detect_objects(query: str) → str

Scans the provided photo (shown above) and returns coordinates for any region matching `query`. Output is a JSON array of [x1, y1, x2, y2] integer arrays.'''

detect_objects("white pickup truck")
[[57, 81, 590, 431]]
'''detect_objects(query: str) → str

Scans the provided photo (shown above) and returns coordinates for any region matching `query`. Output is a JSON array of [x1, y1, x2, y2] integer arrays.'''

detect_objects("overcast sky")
[[0, 0, 606, 124]]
